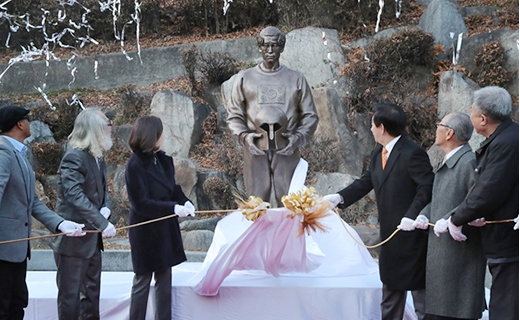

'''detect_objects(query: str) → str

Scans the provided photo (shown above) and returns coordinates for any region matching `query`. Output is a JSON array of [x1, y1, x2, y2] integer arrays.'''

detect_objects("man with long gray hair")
[[415, 112, 486, 320], [53, 107, 117, 320], [448, 87, 518, 320]]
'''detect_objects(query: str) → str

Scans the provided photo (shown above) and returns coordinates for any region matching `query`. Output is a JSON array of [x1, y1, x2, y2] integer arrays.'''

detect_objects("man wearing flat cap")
[[0, 105, 85, 320]]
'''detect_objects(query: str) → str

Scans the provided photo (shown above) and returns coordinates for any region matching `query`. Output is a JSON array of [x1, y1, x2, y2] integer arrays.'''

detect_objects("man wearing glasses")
[[417, 112, 486, 320], [0, 105, 85, 320]]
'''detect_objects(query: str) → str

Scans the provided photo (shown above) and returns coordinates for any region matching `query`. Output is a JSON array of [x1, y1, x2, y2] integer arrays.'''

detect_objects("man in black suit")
[[447, 86, 518, 320], [324, 103, 433, 320]]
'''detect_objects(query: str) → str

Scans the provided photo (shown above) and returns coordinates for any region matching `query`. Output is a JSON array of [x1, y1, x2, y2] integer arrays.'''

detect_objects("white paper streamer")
[[94, 60, 99, 79], [223, 0, 233, 15], [132, 0, 142, 64], [67, 53, 78, 88], [375, 0, 385, 33], [35, 86, 55, 110], [68, 93, 85, 110], [395, 0, 402, 19]]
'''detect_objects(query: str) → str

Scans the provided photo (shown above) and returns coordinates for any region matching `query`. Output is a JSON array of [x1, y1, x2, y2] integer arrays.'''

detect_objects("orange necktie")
[[382, 147, 388, 169]]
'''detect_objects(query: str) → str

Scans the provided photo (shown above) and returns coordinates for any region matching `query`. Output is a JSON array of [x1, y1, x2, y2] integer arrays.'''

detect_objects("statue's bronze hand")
[[276, 133, 300, 156], [245, 132, 265, 156]]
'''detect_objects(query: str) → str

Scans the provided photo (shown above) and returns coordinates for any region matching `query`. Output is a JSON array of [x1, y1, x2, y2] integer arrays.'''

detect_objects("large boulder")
[[25, 121, 55, 145], [195, 168, 238, 211], [220, 73, 237, 113], [173, 157, 199, 208], [150, 90, 211, 158], [312, 86, 366, 176], [457, 28, 519, 96], [343, 26, 413, 50], [309, 172, 356, 196], [111, 124, 133, 150], [24, 120, 57, 166], [281, 27, 344, 88], [350, 113, 376, 156], [419, 0, 468, 51], [438, 70, 479, 117]]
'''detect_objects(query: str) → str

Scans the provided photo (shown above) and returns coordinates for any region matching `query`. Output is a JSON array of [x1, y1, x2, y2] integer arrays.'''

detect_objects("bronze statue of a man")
[[227, 26, 319, 206]]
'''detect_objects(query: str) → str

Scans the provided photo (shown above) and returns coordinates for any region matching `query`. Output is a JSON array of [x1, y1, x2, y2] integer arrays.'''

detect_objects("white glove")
[[514, 215, 519, 230], [58, 220, 86, 237], [184, 201, 196, 217], [412, 215, 429, 230], [100, 207, 111, 219], [102, 222, 117, 238], [322, 194, 342, 208], [433, 218, 449, 237], [468, 217, 486, 227], [397, 217, 415, 231], [448, 217, 467, 241], [174, 204, 191, 218]]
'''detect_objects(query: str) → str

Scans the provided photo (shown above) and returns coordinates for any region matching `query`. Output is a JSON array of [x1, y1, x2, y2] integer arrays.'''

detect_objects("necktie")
[[19, 145, 30, 177], [382, 147, 388, 169]]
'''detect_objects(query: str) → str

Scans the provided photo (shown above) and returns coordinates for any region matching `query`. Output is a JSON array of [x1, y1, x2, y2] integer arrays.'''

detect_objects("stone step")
[[27, 250, 207, 272]]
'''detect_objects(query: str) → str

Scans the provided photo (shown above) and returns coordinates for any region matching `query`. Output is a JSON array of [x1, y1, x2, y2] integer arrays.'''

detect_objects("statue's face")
[[259, 35, 284, 65]]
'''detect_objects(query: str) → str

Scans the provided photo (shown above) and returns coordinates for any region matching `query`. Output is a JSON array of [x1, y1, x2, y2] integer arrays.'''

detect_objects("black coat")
[[125, 150, 188, 275], [451, 119, 519, 260], [338, 136, 433, 291]]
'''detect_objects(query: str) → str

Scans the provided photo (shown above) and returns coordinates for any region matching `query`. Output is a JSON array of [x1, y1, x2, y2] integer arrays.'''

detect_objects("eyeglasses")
[[106, 119, 113, 127], [436, 122, 451, 129]]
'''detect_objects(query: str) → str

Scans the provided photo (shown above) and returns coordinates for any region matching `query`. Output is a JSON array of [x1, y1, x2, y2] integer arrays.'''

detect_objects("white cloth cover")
[[190, 158, 379, 295]]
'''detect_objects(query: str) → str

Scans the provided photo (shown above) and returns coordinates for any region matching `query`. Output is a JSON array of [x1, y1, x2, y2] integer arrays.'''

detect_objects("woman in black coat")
[[125, 116, 195, 320]]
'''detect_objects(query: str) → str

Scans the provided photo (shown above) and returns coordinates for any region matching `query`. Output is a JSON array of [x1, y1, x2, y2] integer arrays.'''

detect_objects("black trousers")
[[381, 284, 425, 320], [488, 260, 519, 320], [55, 250, 102, 320], [425, 314, 477, 320], [0, 259, 28, 320], [129, 268, 172, 320]]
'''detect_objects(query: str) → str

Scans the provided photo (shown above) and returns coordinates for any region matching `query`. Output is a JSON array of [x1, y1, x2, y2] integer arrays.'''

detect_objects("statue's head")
[[256, 26, 286, 48], [257, 27, 285, 67]]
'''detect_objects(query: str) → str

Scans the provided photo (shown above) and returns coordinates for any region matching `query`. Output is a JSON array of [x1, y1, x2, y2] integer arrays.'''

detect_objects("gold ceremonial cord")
[[334, 209, 516, 249], [0, 209, 515, 247], [0, 209, 236, 246]]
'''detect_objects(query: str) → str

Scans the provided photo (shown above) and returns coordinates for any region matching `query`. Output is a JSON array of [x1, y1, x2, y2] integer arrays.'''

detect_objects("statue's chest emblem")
[[258, 86, 285, 104]]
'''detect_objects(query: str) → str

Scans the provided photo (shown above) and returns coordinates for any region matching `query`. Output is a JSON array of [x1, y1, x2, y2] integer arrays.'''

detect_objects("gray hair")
[[444, 112, 473, 143], [473, 86, 512, 123], [68, 107, 112, 158]]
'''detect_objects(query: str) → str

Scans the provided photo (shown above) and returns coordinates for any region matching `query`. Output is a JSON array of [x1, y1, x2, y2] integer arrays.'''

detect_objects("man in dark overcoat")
[[324, 103, 433, 320], [448, 86, 518, 320]]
